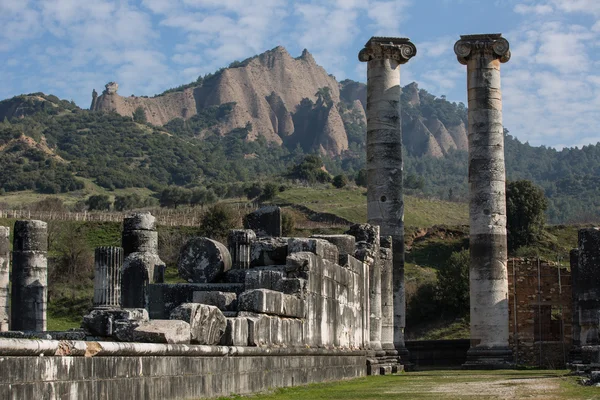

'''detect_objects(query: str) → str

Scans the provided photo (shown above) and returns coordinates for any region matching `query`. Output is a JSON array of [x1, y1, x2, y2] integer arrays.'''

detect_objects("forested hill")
[[0, 83, 598, 224]]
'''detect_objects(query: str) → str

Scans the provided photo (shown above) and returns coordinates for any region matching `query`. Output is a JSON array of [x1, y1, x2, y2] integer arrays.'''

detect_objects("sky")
[[1, 0, 599, 149]]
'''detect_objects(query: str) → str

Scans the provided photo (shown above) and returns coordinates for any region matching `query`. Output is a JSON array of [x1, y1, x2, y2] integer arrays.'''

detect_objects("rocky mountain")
[[91, 46, 467, 158]]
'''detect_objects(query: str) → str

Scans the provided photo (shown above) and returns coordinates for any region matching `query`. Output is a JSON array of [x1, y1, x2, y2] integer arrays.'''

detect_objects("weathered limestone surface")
[[454, 33, 512, 368], [121, 252, 165, 308], [148, 283, 245, 319], [244, 206, 282, 237], [238, 289, 305, 318], [170, 303, 226, 344], [93, 247, 123, 308], [380, 236, 396, 354], [122, 212, 158, 258], [0, 227, 9, 331], [178, 237, 232, 283], [133, 320, 191, 344], [11, 220, 48, 332], [220, 317, 249, 346], [228, 229, 257, 269], [250, 238, 288, 267], [347, 224, 382, 352], [288, 238, 339, 264], [359, 37, 416, 356], [311, 234, 356, 262], [192, 291, 238, 311], [82, 308, 148, 337]]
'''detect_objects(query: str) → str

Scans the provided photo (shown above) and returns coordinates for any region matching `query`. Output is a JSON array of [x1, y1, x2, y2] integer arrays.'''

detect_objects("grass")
[[274, 186, 468, 227], [215, 370, 600, 400]]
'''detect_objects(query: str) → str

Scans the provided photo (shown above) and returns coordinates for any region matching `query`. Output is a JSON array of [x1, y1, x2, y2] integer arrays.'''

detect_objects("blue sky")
[[1, 0, 599, 149]]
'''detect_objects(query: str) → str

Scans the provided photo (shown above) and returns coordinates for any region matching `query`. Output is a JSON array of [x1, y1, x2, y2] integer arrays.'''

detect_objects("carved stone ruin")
[[359, 36, 416, 361], [228, 229, 257, 269], [454, 33, 513, 368], [570, 228, 600, 367], [93, 247, 123, 308], [244, 206, 282, 237], [11, 220, 48, 332], [121, 212, 166, 308], [0, 227, 9, 331]]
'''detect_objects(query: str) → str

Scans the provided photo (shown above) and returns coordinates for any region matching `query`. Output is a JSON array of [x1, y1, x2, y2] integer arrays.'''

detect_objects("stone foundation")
[[0, 340, 366, 399]]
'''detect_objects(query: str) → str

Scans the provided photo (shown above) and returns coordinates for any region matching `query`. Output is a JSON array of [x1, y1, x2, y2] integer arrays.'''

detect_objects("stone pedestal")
[[93, 247, 124, 308], [11, 220, 48, 332], [455, 33, 513, 369], [228, 229, 257, 269], [0, 227, 9, 331], [359, 36, 416, 360]]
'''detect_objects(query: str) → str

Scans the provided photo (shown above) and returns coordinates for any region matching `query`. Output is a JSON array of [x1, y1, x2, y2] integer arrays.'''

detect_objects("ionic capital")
[[454, 34, 510, 65], [358, 36, 417, 64]]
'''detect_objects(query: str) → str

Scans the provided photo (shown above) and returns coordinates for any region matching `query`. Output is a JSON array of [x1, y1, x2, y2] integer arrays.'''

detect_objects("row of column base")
[[366, 346, 411, 375]]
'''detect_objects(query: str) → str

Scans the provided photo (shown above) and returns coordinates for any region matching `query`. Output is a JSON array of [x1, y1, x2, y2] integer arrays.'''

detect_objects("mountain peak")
[[299, 48, 316, 63]]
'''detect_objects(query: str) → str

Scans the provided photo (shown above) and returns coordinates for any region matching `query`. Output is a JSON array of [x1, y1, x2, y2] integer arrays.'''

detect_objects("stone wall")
[[507, 258, 572, 368], [0, 341, 366, 399]]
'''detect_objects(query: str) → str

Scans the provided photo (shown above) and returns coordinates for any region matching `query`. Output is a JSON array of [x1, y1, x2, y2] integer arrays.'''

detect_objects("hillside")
[[0, 45, 598, 223]]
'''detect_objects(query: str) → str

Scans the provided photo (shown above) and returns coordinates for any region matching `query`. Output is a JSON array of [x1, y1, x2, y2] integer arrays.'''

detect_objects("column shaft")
[[94, 247, 124, 308], [359, 37, 416, 357], [455, 33, 512, 368], [11, 220, 48, 332]]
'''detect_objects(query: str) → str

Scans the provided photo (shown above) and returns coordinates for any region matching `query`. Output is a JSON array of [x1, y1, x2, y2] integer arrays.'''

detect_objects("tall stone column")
[[11, 220, 48, 332], [93, 247, 124, 308], [454, 34, 512, 368], [359, 37, 416, 358], [0, 227, 10, 331]]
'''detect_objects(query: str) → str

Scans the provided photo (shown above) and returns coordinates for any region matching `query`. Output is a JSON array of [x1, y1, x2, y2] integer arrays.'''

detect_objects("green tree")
[[332, 174, 348, 189], [259, 183, 278, 202], [200, 203, 237, 241], [436, 249, 470, 316], [506, 180, 548, 252], [86, 194, 111, 211], [355, 169, 368, 187], [132, 106, 147, 124]]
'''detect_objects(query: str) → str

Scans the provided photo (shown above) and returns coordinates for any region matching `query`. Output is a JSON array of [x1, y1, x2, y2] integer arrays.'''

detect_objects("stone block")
[[243, 206, 282, 237], [178, 237, 232, 283], [170, 303, 226, 345], [275, 278, 307, 296], [132, 320, 191, 344], [192, 291, 237, 311], [311, 234, 356, 258], [250, 238, 288, 267], [238, 289, 304, 318], [288, 238, 339, 264], [245, 270, 284, 291], [247, 315, 273, 346], [81, 308, 148, 337], [123, 212, 156, 231], [112, 319, 144, 342], [220, 317, 249, 346]]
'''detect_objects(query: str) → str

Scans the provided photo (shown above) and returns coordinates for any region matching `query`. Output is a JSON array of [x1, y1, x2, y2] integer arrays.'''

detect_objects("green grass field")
[[216, 370, 600, 400], [274, 186, 468, 227]]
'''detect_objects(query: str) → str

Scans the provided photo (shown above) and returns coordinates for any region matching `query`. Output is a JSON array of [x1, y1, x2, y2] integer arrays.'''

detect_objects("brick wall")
[[507, 258, 572, 367]]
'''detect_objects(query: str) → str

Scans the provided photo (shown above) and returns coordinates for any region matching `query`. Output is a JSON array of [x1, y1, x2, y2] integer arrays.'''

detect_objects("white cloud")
[[514, 4, 553, 15]]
